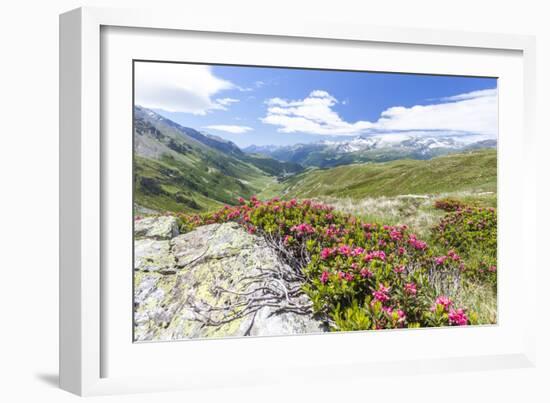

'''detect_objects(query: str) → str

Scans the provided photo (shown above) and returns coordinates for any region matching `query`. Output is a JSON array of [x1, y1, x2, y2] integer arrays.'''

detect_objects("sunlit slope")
[[134, 106, 276, 213], [260, 149, 496, 199]]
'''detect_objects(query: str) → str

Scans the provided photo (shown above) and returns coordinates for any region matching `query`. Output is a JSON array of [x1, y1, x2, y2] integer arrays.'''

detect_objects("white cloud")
[[261, 88, 497, 137], [134, 63, 237, 115], [376, 88, 497, 136], [439, 88, 496, 102], [215, 98, 240, 107], [204, 125, 253, 134], [262, 90, 373, 135]]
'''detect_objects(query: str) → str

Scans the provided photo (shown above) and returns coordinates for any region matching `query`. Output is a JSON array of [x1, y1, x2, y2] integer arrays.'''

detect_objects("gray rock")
[[134, 239, 176, 273], [133, 221, 326, 341], [134, 215, 179, 240]]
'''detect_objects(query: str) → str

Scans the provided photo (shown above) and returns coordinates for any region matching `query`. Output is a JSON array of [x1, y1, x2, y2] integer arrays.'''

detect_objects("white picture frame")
[[59, 6, 537, 396]]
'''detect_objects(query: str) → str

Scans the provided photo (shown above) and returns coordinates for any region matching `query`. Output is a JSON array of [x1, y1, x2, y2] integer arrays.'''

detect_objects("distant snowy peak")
[[243, 133, 496, 168], [318, 134, 494, 154]]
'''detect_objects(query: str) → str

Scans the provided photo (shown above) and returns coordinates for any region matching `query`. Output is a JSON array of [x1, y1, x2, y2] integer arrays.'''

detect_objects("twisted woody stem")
[[189, 230, 314, 328]]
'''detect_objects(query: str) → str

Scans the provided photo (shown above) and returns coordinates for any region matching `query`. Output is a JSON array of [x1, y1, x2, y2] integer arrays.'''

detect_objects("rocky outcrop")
[[134, 219, 326, 341], [134, 215, 179, 240]]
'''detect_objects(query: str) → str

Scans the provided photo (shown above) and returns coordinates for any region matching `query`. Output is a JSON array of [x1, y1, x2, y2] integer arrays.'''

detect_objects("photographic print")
[[133, 61, 497, 342]]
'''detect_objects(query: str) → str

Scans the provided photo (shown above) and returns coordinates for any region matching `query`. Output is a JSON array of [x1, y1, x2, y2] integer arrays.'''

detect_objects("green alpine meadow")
[[133, 62, 498, 341]]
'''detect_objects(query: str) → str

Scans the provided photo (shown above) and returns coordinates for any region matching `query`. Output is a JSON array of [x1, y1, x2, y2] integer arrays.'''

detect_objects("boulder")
[[134, 239, 176, 273], [134, 215, 179, 240], [134, 221, 326, 341]]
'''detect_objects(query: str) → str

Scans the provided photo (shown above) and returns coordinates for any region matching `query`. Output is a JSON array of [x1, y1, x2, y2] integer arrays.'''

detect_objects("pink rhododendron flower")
[[352, 247, 365, 256], [404, 282, 417, 296], [378, 284, 390, 293], [488, 265, 497, 272], [360, 268, 373, 278], [238, 197, 246, 204], [396, 309, 407, 324], [408, 234, 427, 250], [432, 295, 453, 312], [227, 210, 240, 219], [373, 291, 389, 302], [382, 306, 393, 315], [446, 249, 460, 261], [320, 247, 334, 260], [373, 284, 390, 302], [338, 245, 352, 256], [320, 271, 329, 284], [344, 272, 354, 281], [434, 256, 447, 266], [290, 223, 315, 236], [393, 265, 405, 274], [371, 250, 386, 261], [448, 308, 468, 326], [390, 230, 403, 241]]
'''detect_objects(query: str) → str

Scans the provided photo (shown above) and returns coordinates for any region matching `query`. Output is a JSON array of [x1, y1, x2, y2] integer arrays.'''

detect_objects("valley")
[[134, 106, 497, 217], [133, 105, 498, 339], [131, 63, 499, 340]]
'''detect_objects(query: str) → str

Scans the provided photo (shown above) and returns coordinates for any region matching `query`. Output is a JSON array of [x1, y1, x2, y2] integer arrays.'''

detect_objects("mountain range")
[[134, 105, 497, 213], [244, 134, 496, 168], [134, 106, 302, 213]]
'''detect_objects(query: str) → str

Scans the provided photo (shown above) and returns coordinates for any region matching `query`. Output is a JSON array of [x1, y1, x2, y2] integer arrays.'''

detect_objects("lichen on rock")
[[134, 215, 179, 240], [133, 220, 326, 341], [134, 239, 176, 273]]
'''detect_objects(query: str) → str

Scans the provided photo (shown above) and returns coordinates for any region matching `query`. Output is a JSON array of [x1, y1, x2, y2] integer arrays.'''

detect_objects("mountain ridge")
[[134, 106, 278, 213], [244, 134, 496, 168]]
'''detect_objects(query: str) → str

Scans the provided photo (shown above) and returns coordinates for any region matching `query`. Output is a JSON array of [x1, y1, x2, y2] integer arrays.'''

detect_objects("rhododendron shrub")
[[177, 196, 476, 331], [434, 198, 467, 212], [431, 207, 497, 287]]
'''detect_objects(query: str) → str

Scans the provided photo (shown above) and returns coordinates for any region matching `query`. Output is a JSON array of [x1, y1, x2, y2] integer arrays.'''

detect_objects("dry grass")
[[453, 280, 497, 325], [314, 191, 496, 239], [314, 194, 441, 238], [315, 192, 497, 326]]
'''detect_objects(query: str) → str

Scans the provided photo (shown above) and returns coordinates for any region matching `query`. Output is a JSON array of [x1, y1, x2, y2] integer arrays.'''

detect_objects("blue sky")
[[134, 61, 497, 148]]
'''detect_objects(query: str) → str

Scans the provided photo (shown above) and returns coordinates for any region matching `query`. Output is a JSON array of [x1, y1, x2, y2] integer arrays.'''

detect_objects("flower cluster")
[[432, 206, 497, 286], [429, 295, 469, 326], [434, 198, 467, 212], [175, 196, 474, 331]]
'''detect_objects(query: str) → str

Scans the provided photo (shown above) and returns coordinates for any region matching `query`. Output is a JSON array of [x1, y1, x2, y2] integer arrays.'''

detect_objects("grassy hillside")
[[133, 106, 496, 217], [134, 155, 271, 213], [260, 149, 496, 200], [134, 106, 276, 213]]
